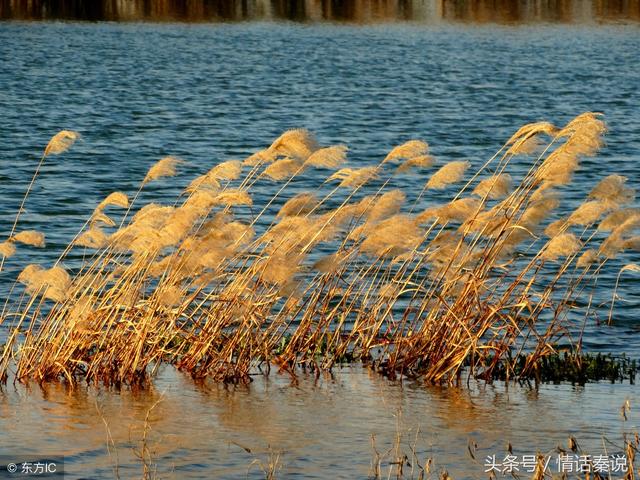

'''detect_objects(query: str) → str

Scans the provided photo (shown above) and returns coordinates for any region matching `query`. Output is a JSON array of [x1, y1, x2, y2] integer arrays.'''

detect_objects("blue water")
[[1, 21, 639, 352]]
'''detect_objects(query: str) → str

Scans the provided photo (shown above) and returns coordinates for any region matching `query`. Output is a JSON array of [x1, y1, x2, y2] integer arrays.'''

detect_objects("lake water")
[[0, 367, 638, 479], [0, 4, 639, 478]]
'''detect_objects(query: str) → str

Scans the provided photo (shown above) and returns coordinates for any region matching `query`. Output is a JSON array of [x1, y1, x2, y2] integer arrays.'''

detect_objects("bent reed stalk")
[[0, 113, 638, 387]]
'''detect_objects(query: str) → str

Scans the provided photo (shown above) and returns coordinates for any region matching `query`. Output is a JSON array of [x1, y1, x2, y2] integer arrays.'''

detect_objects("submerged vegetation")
[[483, 352, 638, 385], [0, 113, 638, 388]]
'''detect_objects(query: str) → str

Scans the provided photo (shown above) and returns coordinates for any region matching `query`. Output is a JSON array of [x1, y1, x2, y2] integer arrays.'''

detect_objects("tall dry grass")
[[0, 113, 637, 387]]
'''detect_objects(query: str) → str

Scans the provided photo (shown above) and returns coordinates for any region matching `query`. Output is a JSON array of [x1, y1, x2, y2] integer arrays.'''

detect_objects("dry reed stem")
[[2, 112, 635, 388]]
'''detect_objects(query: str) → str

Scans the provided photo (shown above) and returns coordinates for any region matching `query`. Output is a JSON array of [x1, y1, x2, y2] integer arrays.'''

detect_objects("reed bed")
[[0, 113, 638, 387]]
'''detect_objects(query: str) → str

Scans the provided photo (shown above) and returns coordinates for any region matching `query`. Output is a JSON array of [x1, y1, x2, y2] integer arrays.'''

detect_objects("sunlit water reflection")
[[1, 368, 638, 479]]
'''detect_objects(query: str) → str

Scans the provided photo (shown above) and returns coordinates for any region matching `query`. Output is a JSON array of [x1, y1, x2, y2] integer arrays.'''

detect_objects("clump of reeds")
[[0, 113, 638, 388]]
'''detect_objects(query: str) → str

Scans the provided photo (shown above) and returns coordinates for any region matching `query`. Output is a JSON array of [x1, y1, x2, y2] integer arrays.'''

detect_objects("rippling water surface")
[[1, 367, 639, 479], [0, 12, 639, 479]]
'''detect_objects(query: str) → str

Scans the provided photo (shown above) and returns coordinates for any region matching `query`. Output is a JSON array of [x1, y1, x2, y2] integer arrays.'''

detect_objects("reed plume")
[[267, 129, 318, 161], [395, 155, 434, 174], [426, 161, 470, 189], [75, 226, 109, 249], [366, 190, 406, 223], [263, 158, 303, 180], [243, 149, 272, 166], [143, 156, 183, 184], [360, 215, 422, 257], [577, 249, 599, 268], [91, 210, 115, 227], [544, 218, 568, 238], [0, 241, 16, 258], [312, 251, 349, 274], [97, 191, 130, 210], [17, 264, 71, 302], [589, 174, 635, 205], [186, 174, 221, 194], [44, 130, 80, 156], [208, 160, 243, 181], [472, 173, 512, 200], [506, 135, 543, 156], [278, 193, 318, 217], [259, 253, 302, 286], [12, 230, 46, 248], [567, 200, 613, 226], [384, 140, 429, 163], [213, 190, 253, 207], [622, 236, 640, 251], [598, 208, 640, 231], [417, 198, 481, 224], [542, 233, 582, 261], [304, 145, 348, 169], [600, 214, 640, 258], [537, 150, 578, 185], [329, 167, 379, 188], [506, 121, 557, 145], [0, 130, 80, 273], [520, 197, 560, 231]]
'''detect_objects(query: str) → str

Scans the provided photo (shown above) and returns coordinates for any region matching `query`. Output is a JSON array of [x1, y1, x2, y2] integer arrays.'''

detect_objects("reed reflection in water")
[[0, 367, 636, 479], [1, 0, 639, 22]]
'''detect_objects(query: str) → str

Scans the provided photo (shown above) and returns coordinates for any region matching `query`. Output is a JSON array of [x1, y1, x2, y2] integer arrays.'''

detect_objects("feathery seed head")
[[75, 227, 109, 249], [426, 161, 470, 189], [598, 208, 640, 232], [91, 210, 115, 227], [395, 155, 435, 174], [97, 191, 129, 210], [567, 200, 613, 226], [577, 249, 599, 268], [208, 160, 243, 181], [589, 175, 635, 205], [542, 233, 582, 261], [143, 156, 183, 184], [185, 174, 221, 194], [304, 145, 348, 169], [0, 241, 16, 258], [12, 230, 46, 248], [329, 166, 379, 189], [473, 174, 513, 200], [278, 193, 319, 218], [243, 149, 274, 166], [384, 140, 429, 163], [18, 264, 71, 302], [366, 190, 406, 223], [44, 130, 80, 156], [268, 129, 319, 161], [263, 158, 303, 181]]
